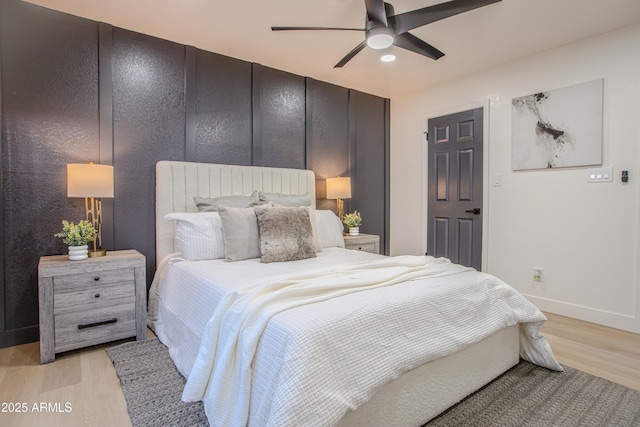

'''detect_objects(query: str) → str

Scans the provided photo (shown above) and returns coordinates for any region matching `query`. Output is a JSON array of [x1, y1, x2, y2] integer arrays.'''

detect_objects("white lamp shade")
[[326, 177, 351, 199], [67, 163, 114, 198]]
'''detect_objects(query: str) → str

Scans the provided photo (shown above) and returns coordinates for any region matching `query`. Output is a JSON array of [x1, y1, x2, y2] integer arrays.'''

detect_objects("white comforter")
[[149, 249, 561, 427]]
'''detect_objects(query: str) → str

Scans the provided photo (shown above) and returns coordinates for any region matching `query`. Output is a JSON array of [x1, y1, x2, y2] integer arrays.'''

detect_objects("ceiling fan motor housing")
[[366, 26, 395, 49]]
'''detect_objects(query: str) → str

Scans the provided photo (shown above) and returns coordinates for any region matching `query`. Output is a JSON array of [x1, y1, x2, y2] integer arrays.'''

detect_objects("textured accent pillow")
[[194, 191, 259, 212], [164, 212, 225, 260], [259, 192, 312, 207], [217, 205, 262, 262], [313, 210, 345, 248], [255, 206, 316, 263]]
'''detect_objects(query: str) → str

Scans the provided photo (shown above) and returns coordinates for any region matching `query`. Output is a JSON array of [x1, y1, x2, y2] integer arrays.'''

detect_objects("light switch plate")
[[587, 167, 613, 183]]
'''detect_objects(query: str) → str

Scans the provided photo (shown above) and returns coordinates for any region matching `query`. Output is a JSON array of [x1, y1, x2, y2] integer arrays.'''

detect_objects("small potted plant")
[[342, 211, 362, 236], [54, 220, 96, 261]]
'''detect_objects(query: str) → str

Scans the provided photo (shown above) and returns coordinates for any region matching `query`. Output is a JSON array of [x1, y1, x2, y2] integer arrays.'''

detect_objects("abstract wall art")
[[511, 79, 603, 170]]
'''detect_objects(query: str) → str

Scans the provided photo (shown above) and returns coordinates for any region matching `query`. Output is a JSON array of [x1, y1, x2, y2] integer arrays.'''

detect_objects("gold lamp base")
[[88, 249, 107, 258], [336, 198, 344, 220]]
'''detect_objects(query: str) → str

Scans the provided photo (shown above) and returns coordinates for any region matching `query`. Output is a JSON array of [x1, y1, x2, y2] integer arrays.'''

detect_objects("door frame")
[[422, 99, 491, 271]]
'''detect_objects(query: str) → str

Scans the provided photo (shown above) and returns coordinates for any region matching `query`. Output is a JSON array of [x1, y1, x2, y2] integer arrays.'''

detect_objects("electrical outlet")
[[533, 267, 543, 282]]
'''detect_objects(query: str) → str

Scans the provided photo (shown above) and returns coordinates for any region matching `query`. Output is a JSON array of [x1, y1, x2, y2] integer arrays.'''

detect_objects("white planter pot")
[[68, 245, 88, 261], [349, 227, 360, 236]]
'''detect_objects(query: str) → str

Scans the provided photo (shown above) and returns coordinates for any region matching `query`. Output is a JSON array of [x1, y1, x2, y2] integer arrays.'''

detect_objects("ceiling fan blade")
[[334, 41, 367, 68], [364, 0, 388, 26], [393, 0, 501, 34], [394, 32, 445, 60], [271, 26, 364, 32]]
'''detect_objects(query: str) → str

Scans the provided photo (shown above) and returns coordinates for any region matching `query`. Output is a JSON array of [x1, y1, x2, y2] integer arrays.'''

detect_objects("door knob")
[[465, 208, 481, 215]]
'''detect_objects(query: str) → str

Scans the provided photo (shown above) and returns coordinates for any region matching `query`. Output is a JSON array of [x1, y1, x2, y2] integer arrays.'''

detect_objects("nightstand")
[[38, 249, 146, 364], [344, 233, 380, 254]]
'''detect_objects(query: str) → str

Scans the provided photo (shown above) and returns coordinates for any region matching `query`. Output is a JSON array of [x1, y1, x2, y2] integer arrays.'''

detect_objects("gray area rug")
[[107, 338, 208, 426], [107, 338, 640, 427]]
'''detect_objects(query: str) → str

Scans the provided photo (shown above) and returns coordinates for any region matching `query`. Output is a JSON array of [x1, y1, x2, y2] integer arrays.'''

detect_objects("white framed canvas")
[[511, 79, 603, 170]]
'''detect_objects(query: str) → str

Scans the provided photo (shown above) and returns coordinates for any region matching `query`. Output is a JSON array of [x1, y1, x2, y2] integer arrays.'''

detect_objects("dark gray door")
[[427, 108, 483, 270]]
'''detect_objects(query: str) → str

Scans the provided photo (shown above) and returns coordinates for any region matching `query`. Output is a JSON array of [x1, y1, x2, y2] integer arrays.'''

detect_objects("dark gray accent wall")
[[192, 49, 252, 165], [253, 65, 306, 169], [111, 28, 187, 281], [0, 1, 4, 336], [0, 0, 100, 345], [306, 79, 351, 213], [350, 91, 390, 254], [0, 0, 390, 348]]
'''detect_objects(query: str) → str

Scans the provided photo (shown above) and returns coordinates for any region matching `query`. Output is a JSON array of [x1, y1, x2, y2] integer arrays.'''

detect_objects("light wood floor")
[[540, 312, 640, 391], [1, 314, 639, 427]]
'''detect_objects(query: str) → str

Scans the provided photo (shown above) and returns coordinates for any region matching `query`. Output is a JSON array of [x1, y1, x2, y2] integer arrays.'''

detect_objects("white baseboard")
[[524, 294, 638, 333]]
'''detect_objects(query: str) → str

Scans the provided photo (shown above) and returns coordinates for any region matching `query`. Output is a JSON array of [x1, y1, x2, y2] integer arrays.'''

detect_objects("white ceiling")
[[24, 0, 640, 98]]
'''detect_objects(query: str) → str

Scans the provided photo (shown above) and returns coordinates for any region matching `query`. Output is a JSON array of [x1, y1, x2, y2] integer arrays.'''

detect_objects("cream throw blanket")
[[182, 255, 561, 427]]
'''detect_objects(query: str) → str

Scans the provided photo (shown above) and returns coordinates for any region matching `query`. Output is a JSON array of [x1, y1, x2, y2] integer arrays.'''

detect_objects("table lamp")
[[326, 176, 351, 219], [67, 162, 114, 257]]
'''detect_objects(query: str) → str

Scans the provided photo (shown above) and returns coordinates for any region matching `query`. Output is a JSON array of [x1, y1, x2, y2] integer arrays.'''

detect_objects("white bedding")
[[149, 248, 561, 427], [149, 248, 383, 377]]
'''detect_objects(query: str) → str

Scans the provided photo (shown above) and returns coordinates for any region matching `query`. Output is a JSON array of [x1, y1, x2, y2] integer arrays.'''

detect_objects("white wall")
[[390, 24, 640, 333]]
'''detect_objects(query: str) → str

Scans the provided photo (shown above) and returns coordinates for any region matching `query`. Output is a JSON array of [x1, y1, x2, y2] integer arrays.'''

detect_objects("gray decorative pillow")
[[194, 191, 259, 212], [258, 192, 312, 207], [255, 206, 316, 263], [217, 205, 262, 261]]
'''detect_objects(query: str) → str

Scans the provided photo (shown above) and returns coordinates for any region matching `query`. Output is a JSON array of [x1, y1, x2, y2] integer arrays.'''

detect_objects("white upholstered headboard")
[[155, 161, 316, 263]]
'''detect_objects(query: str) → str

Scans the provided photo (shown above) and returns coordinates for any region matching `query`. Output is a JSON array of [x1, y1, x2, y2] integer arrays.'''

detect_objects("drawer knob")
[[94, 293, 100, 298], [94, 276, 100, 281]]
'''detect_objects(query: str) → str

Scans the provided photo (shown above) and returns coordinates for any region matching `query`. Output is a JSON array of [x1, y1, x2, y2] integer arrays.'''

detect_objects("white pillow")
[[307, 208, 323, 253], [164, 212, 225, 260], [313, 210, 345, 248]]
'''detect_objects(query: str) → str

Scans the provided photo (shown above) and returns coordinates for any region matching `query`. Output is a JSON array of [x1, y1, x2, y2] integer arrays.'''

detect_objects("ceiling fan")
[[272, 0, 502, 68]]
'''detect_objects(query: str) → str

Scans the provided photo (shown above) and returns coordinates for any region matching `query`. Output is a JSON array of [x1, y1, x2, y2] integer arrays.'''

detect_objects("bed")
[[149, 160, 561, 427]]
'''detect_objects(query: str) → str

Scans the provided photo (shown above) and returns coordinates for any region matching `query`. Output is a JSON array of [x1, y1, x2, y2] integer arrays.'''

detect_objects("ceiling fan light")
[[366, 27, 394, 49]]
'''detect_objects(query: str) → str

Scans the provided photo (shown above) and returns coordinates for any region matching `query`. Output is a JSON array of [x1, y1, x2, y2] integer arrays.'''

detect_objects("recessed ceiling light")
[[381, 54, 396, 62]]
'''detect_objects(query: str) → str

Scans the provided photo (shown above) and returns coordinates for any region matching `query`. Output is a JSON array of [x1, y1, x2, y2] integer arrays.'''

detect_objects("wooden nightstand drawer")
[[349, 242, 376, 253], [54, 283, 135, 314], [54, 303, 137, 353], [39, 249, 147, 363], [344, 233, 380, 254], [53, 268, 135, 292]]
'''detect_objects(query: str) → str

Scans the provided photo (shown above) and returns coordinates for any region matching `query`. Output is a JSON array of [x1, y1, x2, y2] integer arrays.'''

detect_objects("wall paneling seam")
[[98, 22, 115, 251], [384, 98, 391, 255], [348, 89, 357, 217], [303, 78, 308, 170], [304, 78, 313, 175], [184, 46, 197, 161], [251, 64, 261, 167]]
